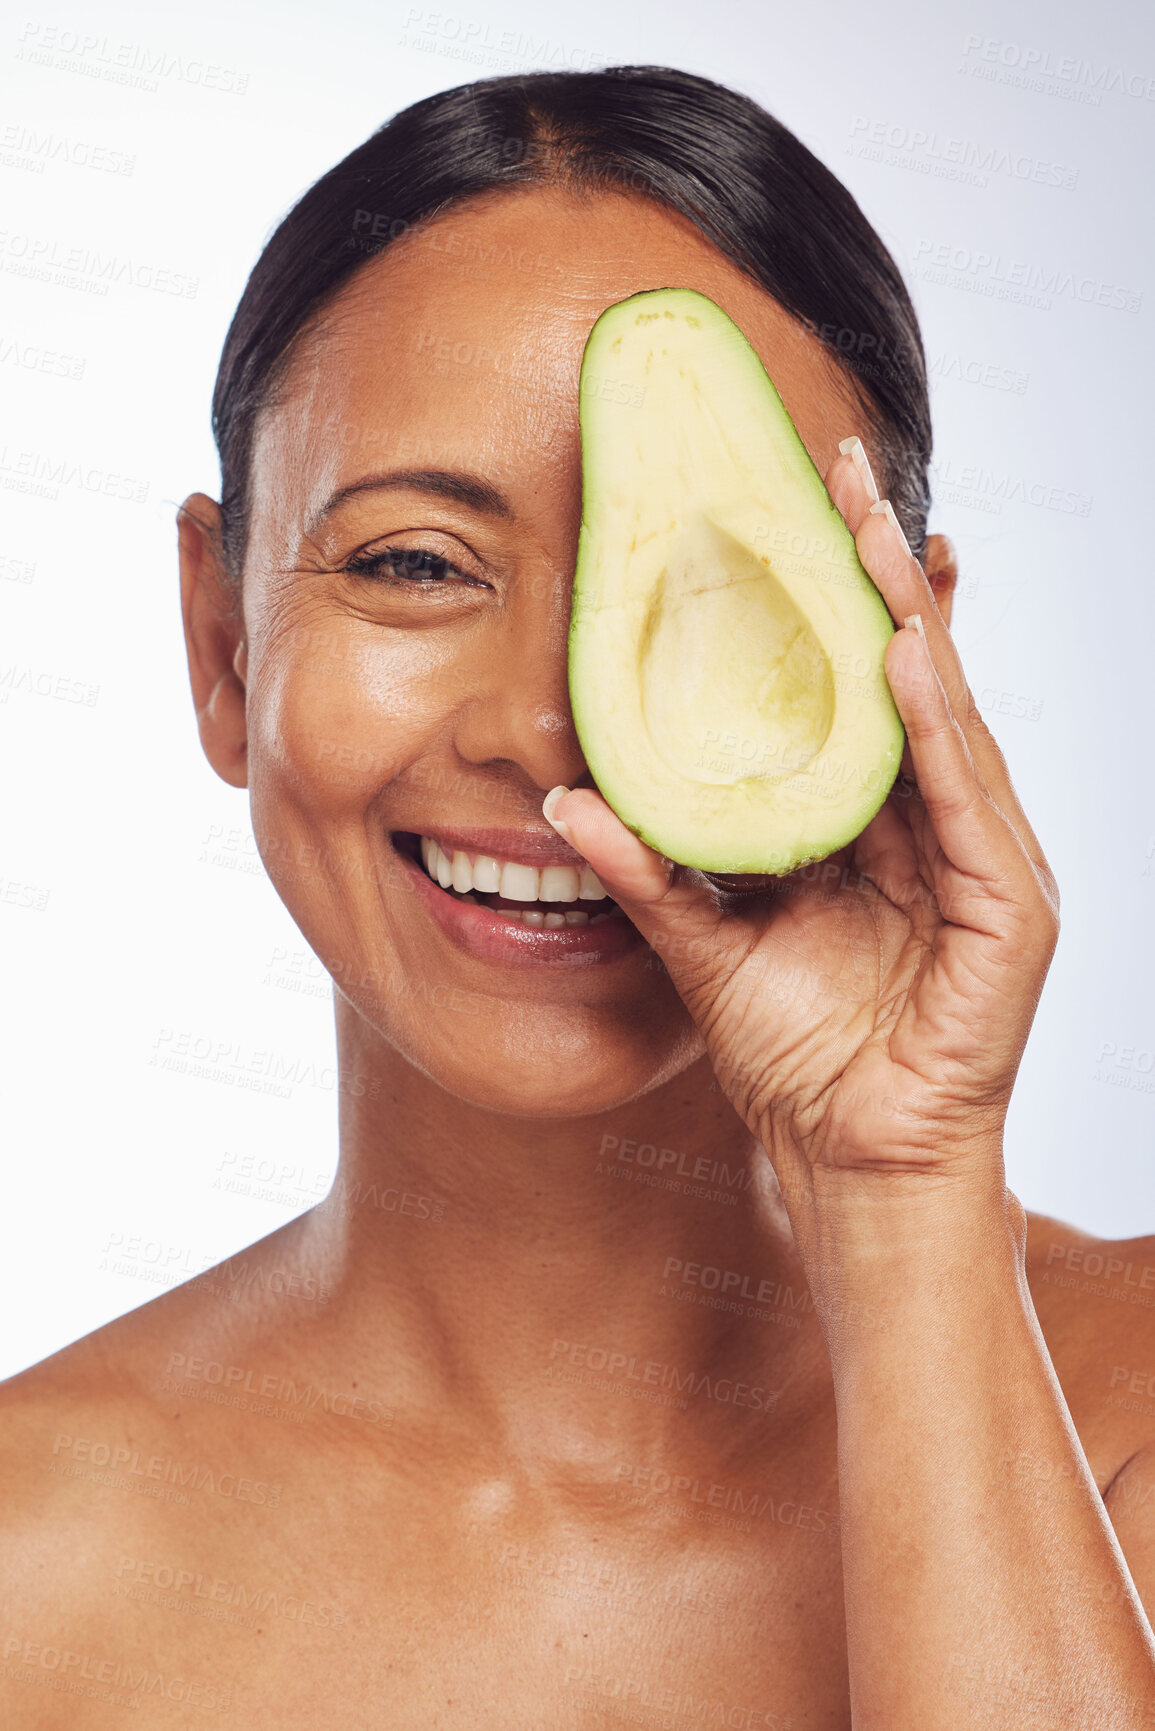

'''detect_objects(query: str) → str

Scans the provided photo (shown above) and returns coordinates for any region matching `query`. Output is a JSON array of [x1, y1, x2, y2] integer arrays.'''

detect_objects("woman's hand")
[[544, 437, 1060, 1217]]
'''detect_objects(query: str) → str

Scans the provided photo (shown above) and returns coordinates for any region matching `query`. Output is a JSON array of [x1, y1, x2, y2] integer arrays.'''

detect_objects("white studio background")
[[2, 0, 1151, 1377]]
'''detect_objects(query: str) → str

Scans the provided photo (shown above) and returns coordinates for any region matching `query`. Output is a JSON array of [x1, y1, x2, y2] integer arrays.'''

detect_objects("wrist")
[[816, 1188, 1030, 1367], [779, 1157, 1028, 1318]]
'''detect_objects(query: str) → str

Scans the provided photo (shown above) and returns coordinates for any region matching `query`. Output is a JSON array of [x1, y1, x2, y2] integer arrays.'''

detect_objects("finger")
[[825, 437, 883, 536], [835, 443, 1053, 889], [883, 615, 1043, 925], [859, 499, 1053, 882], [826, 444, 942, 786], [541, 786, 742, 988]]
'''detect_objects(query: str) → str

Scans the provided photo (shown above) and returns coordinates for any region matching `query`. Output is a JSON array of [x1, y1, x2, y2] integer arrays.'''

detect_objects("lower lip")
[[393, 842, 645, 967]]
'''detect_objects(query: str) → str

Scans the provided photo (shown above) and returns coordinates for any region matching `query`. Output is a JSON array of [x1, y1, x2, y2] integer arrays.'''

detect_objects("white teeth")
[[472, 853, 502, 894], [485, 906, 623, 926], [416, 835, 624, 926], [539, 864, 581, 902], [579, 863, 608, 900], [498, 860, 540, 900]]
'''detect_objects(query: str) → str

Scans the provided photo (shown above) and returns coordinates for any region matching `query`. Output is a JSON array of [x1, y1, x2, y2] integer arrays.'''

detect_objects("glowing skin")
[[185, 185, 955, 1122], [0, 185, 1152, 1729]]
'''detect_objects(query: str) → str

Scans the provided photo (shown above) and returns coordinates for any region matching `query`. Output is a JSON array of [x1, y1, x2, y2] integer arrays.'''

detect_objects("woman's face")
[[189, 184, 883, 1118]]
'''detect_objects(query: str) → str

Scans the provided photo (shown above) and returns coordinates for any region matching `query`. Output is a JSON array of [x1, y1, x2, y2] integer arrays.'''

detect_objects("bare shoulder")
[[0, 1234, 327, 1725], [0, 1213, 329, 1504], [0, 1282, 188, 1508], [0, 1318, 187, 1720], [1023, 1206, 1155, 1479], [0, 1244, 295, 1527]]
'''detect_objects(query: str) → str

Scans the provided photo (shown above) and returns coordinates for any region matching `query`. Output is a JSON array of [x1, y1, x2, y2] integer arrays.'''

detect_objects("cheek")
[[244, 613, 467, 821]]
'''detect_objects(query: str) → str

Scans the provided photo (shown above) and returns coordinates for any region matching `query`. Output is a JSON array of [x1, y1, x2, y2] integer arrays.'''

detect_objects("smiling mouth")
[[393, 831, 627, 927]]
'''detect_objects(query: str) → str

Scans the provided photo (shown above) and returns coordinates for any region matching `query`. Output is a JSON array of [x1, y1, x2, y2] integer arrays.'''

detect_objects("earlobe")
[[923, 532, 958, 631], [177, 493, 249, 790]]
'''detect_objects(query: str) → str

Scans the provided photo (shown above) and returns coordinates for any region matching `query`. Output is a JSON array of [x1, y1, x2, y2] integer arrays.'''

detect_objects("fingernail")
[[870, 498, 912, 556], [542, 785, 573, 840], [902, 612, 934, 682], [838, 435, 880, 503]]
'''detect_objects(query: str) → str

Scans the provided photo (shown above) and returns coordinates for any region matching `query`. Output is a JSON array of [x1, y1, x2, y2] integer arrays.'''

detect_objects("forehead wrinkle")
[[248, 186, 881, 553]]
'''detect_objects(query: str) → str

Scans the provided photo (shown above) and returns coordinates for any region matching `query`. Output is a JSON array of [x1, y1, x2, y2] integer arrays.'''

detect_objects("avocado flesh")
[[569, 287, 905, 876]]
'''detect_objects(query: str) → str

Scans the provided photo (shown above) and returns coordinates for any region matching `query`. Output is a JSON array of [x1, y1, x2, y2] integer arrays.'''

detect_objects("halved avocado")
[[569, 286, 905, 876]]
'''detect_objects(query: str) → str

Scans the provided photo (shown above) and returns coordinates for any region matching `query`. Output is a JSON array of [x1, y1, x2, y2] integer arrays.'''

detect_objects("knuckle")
[[1022, 882, 1060, 948], [962, 687, 1008, 763], [1037, 862, 1060, 914], [963, 685, 988, 733], [1036, 894, 1060, 937], [932, 784, 977, 824], [1004, 894, 1058, 956]]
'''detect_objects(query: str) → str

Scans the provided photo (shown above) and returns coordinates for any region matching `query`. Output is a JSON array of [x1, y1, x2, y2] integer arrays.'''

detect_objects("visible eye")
[[343, 544, 474, 585]]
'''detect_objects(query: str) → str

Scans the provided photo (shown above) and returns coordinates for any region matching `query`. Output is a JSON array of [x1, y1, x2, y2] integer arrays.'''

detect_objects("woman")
[[3, 64, 1154, 1727]]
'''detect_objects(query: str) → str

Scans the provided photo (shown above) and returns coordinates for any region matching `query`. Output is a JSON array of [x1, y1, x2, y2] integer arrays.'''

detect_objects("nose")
[[449, 568, 592, 796]]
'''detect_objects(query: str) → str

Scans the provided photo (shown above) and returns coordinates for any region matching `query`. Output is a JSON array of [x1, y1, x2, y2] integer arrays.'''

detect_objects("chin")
[[442, 1069, 645, 1121], [416, 1025, 708, 1122]]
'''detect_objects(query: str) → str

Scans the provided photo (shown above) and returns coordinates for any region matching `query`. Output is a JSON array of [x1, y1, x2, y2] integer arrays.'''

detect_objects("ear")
[[922, 533, 958, 630], [177, 493, 248, 789]]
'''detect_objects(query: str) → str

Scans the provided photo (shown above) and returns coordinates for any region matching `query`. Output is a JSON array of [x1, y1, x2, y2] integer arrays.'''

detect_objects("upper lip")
[[396, 825, 589, 870]]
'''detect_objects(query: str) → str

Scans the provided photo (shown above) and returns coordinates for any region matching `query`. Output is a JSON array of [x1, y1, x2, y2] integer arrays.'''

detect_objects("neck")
[[286, 994, 822, 1472]]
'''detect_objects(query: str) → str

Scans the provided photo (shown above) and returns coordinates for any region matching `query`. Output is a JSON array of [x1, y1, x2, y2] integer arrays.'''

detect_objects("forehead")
[[248, 184, 859, 531]]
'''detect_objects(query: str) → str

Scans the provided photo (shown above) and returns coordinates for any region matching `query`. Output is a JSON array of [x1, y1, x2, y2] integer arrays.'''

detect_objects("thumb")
[[541, 785, 729, 982]]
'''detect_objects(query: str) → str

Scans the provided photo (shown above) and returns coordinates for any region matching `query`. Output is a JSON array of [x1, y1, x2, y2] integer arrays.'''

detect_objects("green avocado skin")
[[568, 286, 905, 877]]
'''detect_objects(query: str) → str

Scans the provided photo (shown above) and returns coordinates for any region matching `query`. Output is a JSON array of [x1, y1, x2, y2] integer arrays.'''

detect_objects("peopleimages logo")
[[596, 1133, 754, 1194], [114, 1554, 347, 1630], [1, 1635, 232, 1712], [397, 7, 607, 72], [960, 34, 1155, 103], [912, 239, 1141, 314], [547, 1338, 779, 1412], [163, 1352, 392, 1426], [16, 22, 249, 95], [0, 122, 135, 175], [50, 1431, 282, 1507], [614, 1462, 837, 1532], [563, 1667, 794, 1731], [0, 446, 146, 501], [847, 116, 1079, 190], [0, 229, 199, 298]]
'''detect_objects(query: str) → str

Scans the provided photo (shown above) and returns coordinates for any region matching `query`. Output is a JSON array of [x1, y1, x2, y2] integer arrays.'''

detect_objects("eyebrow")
[[306, 468, 514, 536]]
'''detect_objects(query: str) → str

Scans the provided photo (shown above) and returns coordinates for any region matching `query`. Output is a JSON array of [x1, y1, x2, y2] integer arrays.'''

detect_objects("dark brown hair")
[[211, 64, 932, 579]]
